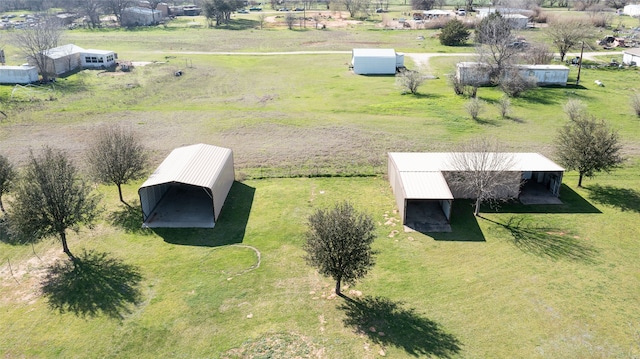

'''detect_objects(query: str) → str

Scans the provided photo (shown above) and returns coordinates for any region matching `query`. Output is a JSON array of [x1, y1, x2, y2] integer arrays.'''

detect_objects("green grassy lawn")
[[0, 22, 639, 358], [1, 167, 639, 357]]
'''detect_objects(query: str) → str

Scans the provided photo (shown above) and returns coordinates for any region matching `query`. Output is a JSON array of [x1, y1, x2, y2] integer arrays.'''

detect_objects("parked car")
[[456, 9, 466, 16], [293, 7, 304, 11], [237, 9, 249, 13], [249, 6, 262, 11]]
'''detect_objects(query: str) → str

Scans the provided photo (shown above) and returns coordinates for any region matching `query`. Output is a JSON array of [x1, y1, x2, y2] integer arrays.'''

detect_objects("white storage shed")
[[623, 48, 640, 65], [122, 7, 162, 26], [138, 144, 235, 228], [623, 4, 640, 16], [351, 48, 404, 75], [456, 62, 569, 86], [0, 65, 39, 84], [30, 44, 83, 76], [81, 49, 117, 68]]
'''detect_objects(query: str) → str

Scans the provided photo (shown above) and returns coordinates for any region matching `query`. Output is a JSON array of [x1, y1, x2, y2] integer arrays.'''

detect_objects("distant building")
[[28, 44, 117, 78], [351, 49, 404, 75], [623, 48, 640, 65], [121, 7, 162, 26], [623, 4, 640, 16], [456, 62, 569, 86], [0, 65, 39, 84]]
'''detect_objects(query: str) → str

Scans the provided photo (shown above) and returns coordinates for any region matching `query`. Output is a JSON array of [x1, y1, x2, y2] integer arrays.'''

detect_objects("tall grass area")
[[0, 25, 639, 358]]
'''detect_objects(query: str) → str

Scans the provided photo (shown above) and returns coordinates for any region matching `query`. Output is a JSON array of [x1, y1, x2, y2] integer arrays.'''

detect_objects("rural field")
[[1, 8, 640, 358]]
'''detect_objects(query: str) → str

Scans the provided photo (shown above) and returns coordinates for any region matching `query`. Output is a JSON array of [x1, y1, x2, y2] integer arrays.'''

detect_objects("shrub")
[[631, 92, 640, 117], [498, 95, 511, 119], [439, 18, 470, 46], [396, 70, 425, 94], [465, 97, 484, 120], [500, 69, 537, 97]]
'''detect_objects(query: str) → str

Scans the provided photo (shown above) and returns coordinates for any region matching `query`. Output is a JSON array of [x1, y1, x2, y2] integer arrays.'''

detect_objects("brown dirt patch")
[[0, 247, 65, 305]]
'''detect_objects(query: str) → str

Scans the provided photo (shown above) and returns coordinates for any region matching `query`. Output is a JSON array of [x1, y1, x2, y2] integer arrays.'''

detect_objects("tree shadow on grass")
[[430, 200, 485, 242], [338, 295, 462, 358], [108, 201, 153, 235], [153, 182, 255, 247], [585, 184, 640, 213], [41, 250, 143, 319], [483, 216, 598, 263]]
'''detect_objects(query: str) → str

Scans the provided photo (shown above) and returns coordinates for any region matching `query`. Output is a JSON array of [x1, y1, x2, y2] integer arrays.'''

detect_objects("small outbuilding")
[[0, 65, 39, 84], [138, 143, 235, 228], [504, 14, 529, 29], [456, 62, 569, 86], [388, 152, 564, 232], [623, 48, 640, 65], [121, 7, 162, 26], [623, 4, 640, 16], [351, 48, 404, 75], [80, 49, 117, 68], [30, 44, 83, 76]]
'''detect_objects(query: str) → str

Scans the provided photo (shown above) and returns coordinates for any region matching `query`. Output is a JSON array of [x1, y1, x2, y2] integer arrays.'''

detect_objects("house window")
[[99, 57, 104, 63], [91, 56, 98, 63], [85, 56, 91, 63]]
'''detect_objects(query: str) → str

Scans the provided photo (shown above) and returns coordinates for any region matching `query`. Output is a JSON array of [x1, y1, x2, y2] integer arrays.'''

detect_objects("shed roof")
[[389, 152, 564, 172], [140, 143, 232, 190], [352, 48, 397, 58], [43, 44, 83, 59], [81, 49, 115, 55], [400, 171, 453, 200], [624, 48, 640, 56]]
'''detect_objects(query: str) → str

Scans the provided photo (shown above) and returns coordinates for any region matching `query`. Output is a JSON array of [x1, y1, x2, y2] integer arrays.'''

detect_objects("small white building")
[[0, 65, 39, 84], [623, 48, 640, 65], [351, 48, 404, 75], [138, 144, 235, 228], [80, 49, 117, 68], [456, 62, 569, 86], [504, 14, 529, 29], [121, 7, 162, 26], [623, 4, 640, 16]]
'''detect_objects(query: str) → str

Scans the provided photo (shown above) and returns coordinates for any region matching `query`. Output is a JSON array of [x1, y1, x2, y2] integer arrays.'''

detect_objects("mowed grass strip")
[[1, 170, 639, 357]]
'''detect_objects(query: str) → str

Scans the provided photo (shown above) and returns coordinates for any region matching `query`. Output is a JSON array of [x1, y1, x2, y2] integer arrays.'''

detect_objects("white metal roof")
[[0, 65, 36, 70], [352, 48, 396, 58], [389, 152, 564, 172], [81, 49, 115, 56], [400, 171, 453, 200], [43, 44, 84, 60], [140, 144, 232, 190], [624, 48, 640, 56]]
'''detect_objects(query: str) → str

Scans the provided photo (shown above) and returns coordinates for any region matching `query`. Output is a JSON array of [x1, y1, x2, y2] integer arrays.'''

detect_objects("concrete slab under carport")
[[143, 185, 214, 228], [404, 200, 452, 233], [519, 181, 563, 205]]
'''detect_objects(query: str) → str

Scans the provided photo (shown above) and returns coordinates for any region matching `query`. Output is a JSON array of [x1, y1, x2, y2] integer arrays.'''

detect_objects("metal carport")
[[138, 143, 235, 228]]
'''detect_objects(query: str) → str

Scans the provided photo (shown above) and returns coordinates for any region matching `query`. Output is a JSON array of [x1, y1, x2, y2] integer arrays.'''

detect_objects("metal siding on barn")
[[138, 144, 234, 227], [352, 48, 398, 75]]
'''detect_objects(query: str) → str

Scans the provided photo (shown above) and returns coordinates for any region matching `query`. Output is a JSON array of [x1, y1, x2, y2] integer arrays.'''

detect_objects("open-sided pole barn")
[[388, 152, 564, 231], [138, 144, 235, 228]]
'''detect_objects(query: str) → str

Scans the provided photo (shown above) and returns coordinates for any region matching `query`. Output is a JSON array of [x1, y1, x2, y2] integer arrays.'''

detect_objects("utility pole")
[[576, 41, 585, 86]]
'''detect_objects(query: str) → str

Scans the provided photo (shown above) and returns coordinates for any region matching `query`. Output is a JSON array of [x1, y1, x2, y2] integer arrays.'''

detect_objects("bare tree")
[[11, 17, 64, 82], [396, 70, 425, 94], [605, 0, 628, 9], [500, 67, 537, 97], [445, 138, 521, 216], [86, 125, 147, 206], [546, 18, 593, 61], [555, 114, 624, 187], [522, 42, 554, 64], [104, 0, 132, 25], [475, 12, 520, 82], [74, 0, 102, 28], [258, 12, 267, 29], [7, 147, 100, 259], [285, 12, 296, 29], [204, 0, 242, 26], [338, 0, 370, 17], [0, 154, 16, 214]]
